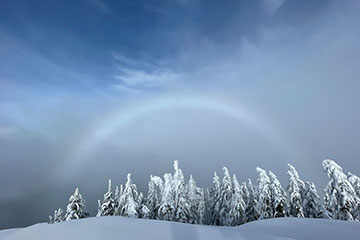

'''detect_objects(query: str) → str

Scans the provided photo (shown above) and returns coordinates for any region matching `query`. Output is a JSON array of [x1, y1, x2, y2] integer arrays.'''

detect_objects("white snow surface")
[[1, 217, 359, 240]]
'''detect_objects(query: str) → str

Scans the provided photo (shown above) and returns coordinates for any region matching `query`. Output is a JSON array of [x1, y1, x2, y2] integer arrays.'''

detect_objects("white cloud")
[[112, 53, 181, 91]]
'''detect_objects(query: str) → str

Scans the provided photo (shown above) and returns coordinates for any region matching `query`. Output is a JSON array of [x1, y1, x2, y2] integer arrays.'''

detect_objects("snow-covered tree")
[[303, 181, 324, 218], [173, 160, 190, 223], [287, 166, 304, 218], [219, 167, 233, 226], [157, 173, 176, 221], [138, 192, 151, 219], [187, 174, 202, 224], [229, 174, 246, 226], [210, 172, 222, 225], [197, 189, 208, 225], [256, 167, 273, 219], [145, 175, 159, 219], [268, 171, 287, 218], [97, 179, 116, 216], [246, 179, 259, 222], [49, 208, 63, 223], [119, 173, 140, 218], [323, 159, 358, 220], [64, 188, 89, 221], [348, 172, 360, 220], [287, 164, 306, 200], [240, 182, 249, 208]]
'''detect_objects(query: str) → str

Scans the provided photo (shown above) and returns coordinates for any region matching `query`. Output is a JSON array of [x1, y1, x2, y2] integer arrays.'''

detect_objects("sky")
[[0, 0, 360, 229]]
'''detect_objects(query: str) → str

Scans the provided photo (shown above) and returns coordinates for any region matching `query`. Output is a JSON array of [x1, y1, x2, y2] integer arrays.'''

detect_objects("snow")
[[1, 216, 359, 240]]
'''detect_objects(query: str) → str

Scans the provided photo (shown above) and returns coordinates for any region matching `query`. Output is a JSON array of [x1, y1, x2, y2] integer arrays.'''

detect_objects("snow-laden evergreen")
[[287, 165, 304, 217], [219, 167, 233, 226], [119, 174, 140, 218], [256, 167, 273, 219], [210, 172, 222, 225], [187, 175, 201, 224], [229, 174, 246, 226], [245, 179, 259, 222], [49, 159, 360, 226], [287, 164, 306, 200], [268, 171, 287, 218], [145, 175, 159, 219], [303, 181, 324, 218], [347, 172, 360, 220], [323, 159, 358, 220], [64, 188, 89, 221], [173, 161, 191, 223], [157, 173, 176, 221], [97, 179, 116, 217]]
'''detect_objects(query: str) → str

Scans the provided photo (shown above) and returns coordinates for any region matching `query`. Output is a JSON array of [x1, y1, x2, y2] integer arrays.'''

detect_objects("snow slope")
[[1, 217, 359, 240]]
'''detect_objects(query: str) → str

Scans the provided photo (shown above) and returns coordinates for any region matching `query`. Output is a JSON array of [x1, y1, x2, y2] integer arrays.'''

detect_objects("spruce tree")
[[197, 189, 207, 225], [157, 173, 176, 221], [323, 159, 358, 220], [97, 179, 116, 216], [187, 174, 201, 224], [230, 174, 246, 226], [246, 179, 259, 222], [64, 188, 89, 221], [287, 166, 304, 217], [287, 164, 306, 200], [173, 161, 190, 223], [303, 181, 324, 218], [347, 172, 360, 220], [145, 175, 159, 219], [219, 167, 233, 226], [119, 173, 140, 218], [268, 171, 287, 218], [256, 167, 273, 219], [210, 172, 222, 225]]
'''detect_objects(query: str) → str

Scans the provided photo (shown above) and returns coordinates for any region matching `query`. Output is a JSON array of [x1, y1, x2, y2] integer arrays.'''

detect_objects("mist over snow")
[[0, 0, 360, 230]]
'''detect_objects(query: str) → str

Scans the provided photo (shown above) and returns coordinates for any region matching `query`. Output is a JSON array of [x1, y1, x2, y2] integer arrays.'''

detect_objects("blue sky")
[[0, 0, 360, 229]]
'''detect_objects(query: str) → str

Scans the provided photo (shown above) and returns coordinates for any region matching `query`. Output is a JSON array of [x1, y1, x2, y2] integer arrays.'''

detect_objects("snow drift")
[[1, 216, 359, 240]]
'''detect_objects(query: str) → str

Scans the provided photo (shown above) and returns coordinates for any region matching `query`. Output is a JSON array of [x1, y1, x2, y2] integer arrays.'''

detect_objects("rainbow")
[[65, 95, 297, 175]]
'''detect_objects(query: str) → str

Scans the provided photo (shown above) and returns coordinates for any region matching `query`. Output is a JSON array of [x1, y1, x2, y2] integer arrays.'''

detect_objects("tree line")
[[49, 159, 360, 225]]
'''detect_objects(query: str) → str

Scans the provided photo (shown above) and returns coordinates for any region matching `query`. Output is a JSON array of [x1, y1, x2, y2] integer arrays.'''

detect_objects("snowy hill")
[[1, 217, 359, 240]]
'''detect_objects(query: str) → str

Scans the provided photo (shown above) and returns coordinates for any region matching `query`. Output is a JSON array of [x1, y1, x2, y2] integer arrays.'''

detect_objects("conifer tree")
[[173, 161, 190, 223], [268, 171, 287, 218], [303, 181, 324, 218], [287, 164, 306, 200], [157, 173, 176, 221], [64, 188, 89, 221], [219, 167, 233, 226], [119, 174, 140, 218], [146, 175, 159, 219], [210, 172, 222, 225], [97, 179, 116, 216], [287, 166, 304, 217], [138, 192, 151, 219], [50, 208, 63, 223], [187, 174, 201, 224], [197, 189, 207, 225], [246, 179, 259, 222], [323, 159, 358, 220], [240, 182, 249, 208], [230, 174, 246, 226], [347, 172, 360, 220], [256, 167, 273, 219]]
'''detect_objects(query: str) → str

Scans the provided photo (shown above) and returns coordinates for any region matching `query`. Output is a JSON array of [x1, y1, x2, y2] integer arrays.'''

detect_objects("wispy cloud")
[[262, 0, 286, 14], [112, 53, 181, 91]]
